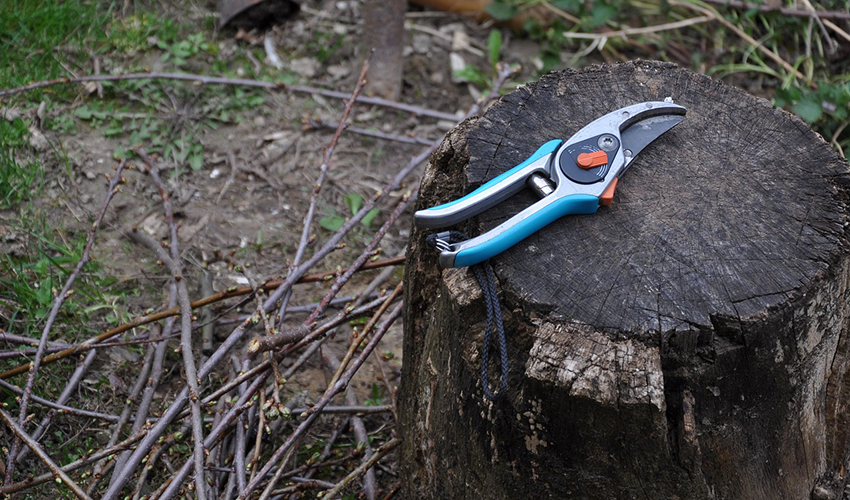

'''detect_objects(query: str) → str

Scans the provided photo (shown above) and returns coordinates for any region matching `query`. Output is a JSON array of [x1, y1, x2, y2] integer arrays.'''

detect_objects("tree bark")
[[361, 0, 406, 100], [399, 61, 850, 499]]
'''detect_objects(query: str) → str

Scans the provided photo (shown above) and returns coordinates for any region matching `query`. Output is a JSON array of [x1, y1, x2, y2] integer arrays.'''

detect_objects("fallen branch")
[[0, 430, 144, 495], [0, 71, 460, 121], [0, 408, 94, 500], [321, 437, 402, 500], [16, 350, 97, 463], [236, 302, 404, 500], [702, 0, 850, 20], [0, 255, 405, 380], [136, 148, 209, 500], [0, 378, 120, 421], [4, 160, 126, 485]]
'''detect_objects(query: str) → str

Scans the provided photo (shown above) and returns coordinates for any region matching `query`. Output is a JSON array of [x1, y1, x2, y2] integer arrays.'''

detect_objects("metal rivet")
[[598, 134, 617, 151]]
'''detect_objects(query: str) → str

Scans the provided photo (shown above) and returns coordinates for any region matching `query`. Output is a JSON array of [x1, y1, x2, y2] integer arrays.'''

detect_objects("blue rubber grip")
[[426, 139, 563, 211], [453, 194, 600, 268]]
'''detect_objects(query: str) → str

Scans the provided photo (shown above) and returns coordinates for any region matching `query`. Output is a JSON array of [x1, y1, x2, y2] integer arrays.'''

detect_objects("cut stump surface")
[[400, 61, 850, 500]]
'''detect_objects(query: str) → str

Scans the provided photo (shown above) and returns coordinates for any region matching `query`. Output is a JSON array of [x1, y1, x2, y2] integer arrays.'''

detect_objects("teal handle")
[[426, 139, 562, 212], [453, 194, 600, 268]]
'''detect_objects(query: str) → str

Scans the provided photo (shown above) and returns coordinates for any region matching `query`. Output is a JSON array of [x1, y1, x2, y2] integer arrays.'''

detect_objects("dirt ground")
[[0, 1, 568, 440], [19, 0, 521, 401]]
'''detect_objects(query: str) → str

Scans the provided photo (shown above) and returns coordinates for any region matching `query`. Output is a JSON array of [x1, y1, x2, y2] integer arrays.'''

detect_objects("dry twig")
[[4, 160, 127, 485], [0, 71, 460, 121], [0, 408, 94, 500]]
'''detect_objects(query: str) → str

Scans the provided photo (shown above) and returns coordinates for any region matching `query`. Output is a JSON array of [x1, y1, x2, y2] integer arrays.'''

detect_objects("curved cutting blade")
[[619, 113, 686, 173]]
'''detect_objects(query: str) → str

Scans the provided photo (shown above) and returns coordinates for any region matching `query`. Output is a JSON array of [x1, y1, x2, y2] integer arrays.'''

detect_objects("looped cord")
[[425, 231, 509, 400]]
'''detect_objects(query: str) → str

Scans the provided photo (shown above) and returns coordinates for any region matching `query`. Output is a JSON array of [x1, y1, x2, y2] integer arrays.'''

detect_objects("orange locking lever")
[[576, 150, 608, 169]]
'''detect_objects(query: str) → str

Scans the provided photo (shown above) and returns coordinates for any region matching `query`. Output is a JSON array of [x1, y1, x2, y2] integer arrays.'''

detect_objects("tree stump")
[[399, 61, 850, 500]]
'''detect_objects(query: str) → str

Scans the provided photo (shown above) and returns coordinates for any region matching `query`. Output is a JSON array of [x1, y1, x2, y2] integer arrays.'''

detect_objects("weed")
[[320, 193, 380, 232], [107, 13, 177, 55], [157, 32, 212, 67], [774, 79, 850, 157], [363, 383, 385, 406], [454, 30, 513, 92], [69, 81, 266, 170], [0, 212, 113, 339], [307, 30, 346, 63], [0, 152, 43, 210], [0, 118, 32, 148]]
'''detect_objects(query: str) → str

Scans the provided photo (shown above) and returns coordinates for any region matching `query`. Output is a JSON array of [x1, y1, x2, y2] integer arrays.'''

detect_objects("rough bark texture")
[[360, 0, 406, 100], [399, 61, 850, 500]]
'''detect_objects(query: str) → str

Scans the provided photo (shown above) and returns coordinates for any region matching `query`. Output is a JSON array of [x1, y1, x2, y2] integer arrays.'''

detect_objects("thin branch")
[[104, 318, 171, 490], [308, 118, 437, 145], [327, 283, 404, 389], [0, 430, 145, 495], [249, 289, 393, 354], [321, 437, 402, 500], [274, 56, 371, 331], [233, 357, 249, 494], [219, 296, 387, 398], [0, 256, 405, 379], [0, 408, 94, 500], [0, 333, 72, 348], [561, 15, 713, 39], [322, 349, 377, 500], [151, 366, 270, 500], [304, 190, 414, 328], [0, 71, 460, 121], [293, 57, 370, 267], [0, 378, 120, 421], [4, 160, 126, 484], [16, 349, 97, 463], [136, 147, 208, 500], [236, 302, 403, 500], [701, 0, 850, 20]]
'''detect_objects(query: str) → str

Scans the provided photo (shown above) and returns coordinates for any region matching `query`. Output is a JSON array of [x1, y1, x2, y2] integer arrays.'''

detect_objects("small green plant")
[[486, 0, 620, 30], [774, 80, 850, 157], [454, 30, 507, 92], [363, 383, 385, 406], [157, 32, 211, 67], [68, 82, 266, 171], [319, 193, 380, 232], [0, 215, 114, 338], [106, 13, 176, 55], [306, 30, 345, 63]]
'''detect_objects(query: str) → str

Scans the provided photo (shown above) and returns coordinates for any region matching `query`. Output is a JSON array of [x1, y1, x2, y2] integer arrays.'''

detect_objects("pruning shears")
[[415, 100, 687, 268]]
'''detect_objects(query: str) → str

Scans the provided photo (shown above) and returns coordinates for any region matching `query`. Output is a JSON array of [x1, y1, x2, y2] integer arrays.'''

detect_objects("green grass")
[[0, 212, 113, 334], [0, 0, 114, 102], [0, 1, 267, 171], [0, 151, 43, 210]]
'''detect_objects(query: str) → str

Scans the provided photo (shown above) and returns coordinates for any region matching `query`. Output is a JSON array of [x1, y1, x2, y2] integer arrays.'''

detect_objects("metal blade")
[[619, 114, 685, 172]]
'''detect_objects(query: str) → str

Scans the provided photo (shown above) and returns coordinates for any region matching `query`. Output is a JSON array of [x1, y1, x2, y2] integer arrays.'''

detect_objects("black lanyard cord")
[[425, 231, 509, 400]]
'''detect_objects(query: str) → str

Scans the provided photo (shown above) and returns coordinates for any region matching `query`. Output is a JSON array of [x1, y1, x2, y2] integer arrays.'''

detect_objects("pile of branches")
[[0, 62, 515, 499]]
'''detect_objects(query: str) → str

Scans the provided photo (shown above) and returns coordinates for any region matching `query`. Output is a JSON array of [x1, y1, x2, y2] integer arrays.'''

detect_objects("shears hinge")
[[433, 231, 457, 253]]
